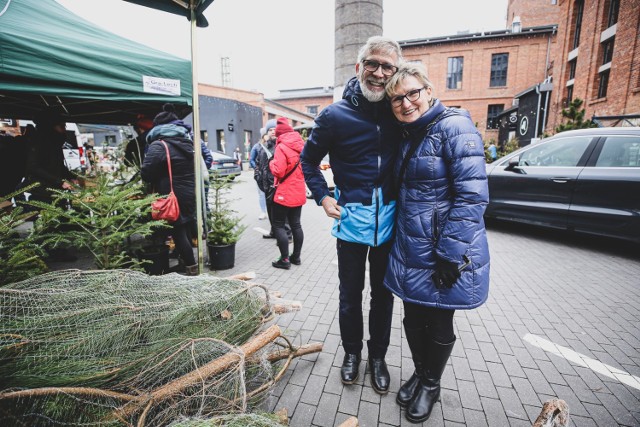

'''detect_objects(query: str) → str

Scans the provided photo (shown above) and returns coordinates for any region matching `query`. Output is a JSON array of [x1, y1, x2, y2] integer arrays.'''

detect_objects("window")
[[606, 0, 620, 28], [597, 37, 614, 98], [490, 53, 508, 87], [566, 85, 574, 104], [519, 136, 592, 167], [486, 104, 504, 129], [307, 105, 319, 116], [572, 0, 584, 50], [602, 37, 615, 64], [597, 70, 610, 98], [447, 57, 464, 89], [568, 59, 577, 80], [596, 136, 640, 167]]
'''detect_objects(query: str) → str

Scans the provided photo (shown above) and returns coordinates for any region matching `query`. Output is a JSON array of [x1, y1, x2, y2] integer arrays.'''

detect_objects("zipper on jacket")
[[374, 187, 379, 246], [431, 210, 439, 244], [374, 125, 381, 246]]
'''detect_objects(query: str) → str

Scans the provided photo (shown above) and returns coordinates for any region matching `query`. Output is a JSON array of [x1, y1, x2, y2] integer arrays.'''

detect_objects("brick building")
[[544, 0, 640, 130], [400, 24, 557, 142], [269, 87, 334, 119]]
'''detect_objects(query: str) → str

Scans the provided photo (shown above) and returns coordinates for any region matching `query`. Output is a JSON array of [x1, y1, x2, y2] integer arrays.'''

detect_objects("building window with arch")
[[490, 53, 508, 87], [446, 57, 464, 89]]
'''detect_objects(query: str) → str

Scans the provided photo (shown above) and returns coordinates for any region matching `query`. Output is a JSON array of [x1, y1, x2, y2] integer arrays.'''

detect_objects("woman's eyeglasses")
[[362, 60, 398, 76], [390, 87, 426, 107]]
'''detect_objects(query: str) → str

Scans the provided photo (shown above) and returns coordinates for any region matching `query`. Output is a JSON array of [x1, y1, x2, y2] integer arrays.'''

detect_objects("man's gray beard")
[[361, 84, 386, 103], [358, 70, 386, 103]]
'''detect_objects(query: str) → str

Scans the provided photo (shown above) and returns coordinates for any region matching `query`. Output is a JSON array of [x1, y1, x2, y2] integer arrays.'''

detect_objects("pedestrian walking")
[[269, 117, 306, 269]]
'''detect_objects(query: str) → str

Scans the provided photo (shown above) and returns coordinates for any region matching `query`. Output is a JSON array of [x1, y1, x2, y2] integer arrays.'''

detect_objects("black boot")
[[397, 322, 427, 407], [405, 337, 455, 424]]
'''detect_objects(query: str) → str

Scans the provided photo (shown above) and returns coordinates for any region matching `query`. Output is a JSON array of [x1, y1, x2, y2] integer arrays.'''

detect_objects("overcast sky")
[[56, 0, 508, 98]]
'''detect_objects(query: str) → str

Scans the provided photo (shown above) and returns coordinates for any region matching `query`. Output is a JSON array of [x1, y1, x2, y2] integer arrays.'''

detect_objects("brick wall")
[[507, 0, 560, 27], [547, 0, 640, 130], [270, 96, 334, 118], [402, 30, 556, 140]]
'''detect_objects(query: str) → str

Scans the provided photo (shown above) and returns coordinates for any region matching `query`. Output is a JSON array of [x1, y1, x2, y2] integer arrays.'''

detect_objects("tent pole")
[[190, 3, 205, 273]]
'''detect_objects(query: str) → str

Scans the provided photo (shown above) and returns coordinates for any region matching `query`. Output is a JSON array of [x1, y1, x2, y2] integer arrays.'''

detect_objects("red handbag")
[[151, 141, 180, 223]]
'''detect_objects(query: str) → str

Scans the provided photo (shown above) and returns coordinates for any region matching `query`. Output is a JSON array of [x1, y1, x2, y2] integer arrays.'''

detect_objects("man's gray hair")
[[357, 36, 403, 64]]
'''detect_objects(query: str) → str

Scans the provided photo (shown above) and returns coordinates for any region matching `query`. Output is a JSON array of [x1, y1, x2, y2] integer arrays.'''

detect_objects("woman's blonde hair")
[[385, 61, 434, 98]]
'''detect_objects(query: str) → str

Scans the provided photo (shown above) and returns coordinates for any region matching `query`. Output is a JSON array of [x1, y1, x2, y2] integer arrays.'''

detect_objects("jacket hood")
[[275, 117, 294, 137], [276, 123, 304, 154]]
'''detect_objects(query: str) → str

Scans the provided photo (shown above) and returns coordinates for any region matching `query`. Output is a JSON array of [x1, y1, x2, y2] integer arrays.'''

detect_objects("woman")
[[141, 104, 197, 275], [268, 117, 306, 269], [384, 63, 490, 423]]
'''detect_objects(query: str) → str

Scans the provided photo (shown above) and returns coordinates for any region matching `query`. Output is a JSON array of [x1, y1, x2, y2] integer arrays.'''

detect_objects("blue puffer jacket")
[[301, 77, 400, 247], [384, 100, 490, 309]]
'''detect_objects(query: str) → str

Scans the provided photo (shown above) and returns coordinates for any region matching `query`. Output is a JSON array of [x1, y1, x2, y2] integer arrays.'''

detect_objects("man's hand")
[[321, 196, 341, 219], [61, 181, 75, 190]]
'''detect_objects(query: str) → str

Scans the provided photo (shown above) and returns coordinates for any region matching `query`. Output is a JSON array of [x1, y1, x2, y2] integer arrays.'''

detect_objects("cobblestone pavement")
[[214, 171, 640, 427], [47, 170, 640, 426]]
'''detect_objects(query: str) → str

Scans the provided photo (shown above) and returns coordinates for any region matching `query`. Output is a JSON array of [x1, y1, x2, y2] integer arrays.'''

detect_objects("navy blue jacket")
[[384, 100, 490, 309], [301, 77, 400, 246]]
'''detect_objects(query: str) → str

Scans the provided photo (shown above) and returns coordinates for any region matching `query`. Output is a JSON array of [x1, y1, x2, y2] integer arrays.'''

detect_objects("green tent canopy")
[[0, 0, 193, 124]]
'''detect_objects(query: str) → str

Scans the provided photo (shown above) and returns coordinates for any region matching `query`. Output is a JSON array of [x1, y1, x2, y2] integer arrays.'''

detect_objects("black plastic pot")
[[207, 242, 236, 270], [137, 245, 170, 275]]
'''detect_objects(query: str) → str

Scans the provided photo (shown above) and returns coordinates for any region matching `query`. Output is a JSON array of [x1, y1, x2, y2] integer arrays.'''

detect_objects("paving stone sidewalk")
[[218, 171, 640, 427]]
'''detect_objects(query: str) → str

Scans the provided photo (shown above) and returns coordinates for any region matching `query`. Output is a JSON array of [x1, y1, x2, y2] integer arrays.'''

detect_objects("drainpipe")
[[535, 84, 542, 138]]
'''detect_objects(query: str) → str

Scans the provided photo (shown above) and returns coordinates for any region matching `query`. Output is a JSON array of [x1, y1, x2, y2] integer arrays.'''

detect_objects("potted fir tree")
[[206, 174, 246, 270]]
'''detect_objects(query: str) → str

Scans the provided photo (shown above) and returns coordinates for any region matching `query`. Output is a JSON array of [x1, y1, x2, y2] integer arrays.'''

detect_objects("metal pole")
[[190, 3, 204, 273]]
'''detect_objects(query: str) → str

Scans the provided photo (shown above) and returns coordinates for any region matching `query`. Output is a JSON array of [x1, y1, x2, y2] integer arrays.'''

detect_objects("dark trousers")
[[337, 239, 394, 359], [272, 202, 303, 259], [154, 220, 196, 267], [266, 199, 291, 237], [403, 301, 455, 343]]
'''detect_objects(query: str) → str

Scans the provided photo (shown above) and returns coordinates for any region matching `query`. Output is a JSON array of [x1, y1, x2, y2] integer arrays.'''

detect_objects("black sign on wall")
[[516, 89, 539, 147]]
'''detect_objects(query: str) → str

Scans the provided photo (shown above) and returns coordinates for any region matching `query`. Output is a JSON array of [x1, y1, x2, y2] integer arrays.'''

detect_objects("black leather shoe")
[[340, 353, 361, 384], [272, 257, 291, 270], [290, 255, 301, 265], [263, 233, 275, 239], [369, 357, 390, 394]]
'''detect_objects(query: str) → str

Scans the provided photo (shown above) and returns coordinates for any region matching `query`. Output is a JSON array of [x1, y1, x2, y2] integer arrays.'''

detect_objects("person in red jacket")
[[269, 117, 306, 269]]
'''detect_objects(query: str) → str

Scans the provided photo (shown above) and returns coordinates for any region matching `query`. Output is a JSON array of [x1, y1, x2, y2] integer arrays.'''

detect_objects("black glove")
[[433, 257, 461, 289]]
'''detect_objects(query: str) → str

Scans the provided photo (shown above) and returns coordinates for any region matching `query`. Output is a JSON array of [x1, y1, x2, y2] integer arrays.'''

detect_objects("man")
[[254, 119, 278, 237], [24, 107, 79, 261], [250, 128, 268, 220], [124, 114, 154, 168], [301, 36, 403, 394]]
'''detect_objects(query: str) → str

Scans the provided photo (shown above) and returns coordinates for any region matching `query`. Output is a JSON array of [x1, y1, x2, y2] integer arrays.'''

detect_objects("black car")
[[209, 150, 241, 180], [485, 127, 640, 244]]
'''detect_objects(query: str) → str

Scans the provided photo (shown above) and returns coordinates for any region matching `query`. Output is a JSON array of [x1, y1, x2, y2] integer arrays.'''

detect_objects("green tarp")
[[0, 0, 193, 124]]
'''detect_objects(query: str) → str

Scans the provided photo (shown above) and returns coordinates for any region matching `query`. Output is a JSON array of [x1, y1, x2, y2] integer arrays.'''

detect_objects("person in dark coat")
[[141, 104, 197, 275], [384, 62, 490, 423], [22, 108, 79, 261], [268, 117, 306, 269], [124, 114, 154, 168], [300, 36, 403, 394]]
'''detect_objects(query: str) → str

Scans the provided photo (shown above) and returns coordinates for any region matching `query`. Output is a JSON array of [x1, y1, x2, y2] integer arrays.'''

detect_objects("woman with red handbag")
[[141, 104, 198, 275]]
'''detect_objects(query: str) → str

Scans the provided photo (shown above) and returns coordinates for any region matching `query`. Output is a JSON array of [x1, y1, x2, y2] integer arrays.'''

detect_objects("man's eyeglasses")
[[390, 87, 426, 107], [362, 60, 398, 76]]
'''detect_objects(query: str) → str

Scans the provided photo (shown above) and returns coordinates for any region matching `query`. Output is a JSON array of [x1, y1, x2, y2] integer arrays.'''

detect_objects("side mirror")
[[505, 155, 520, 171]]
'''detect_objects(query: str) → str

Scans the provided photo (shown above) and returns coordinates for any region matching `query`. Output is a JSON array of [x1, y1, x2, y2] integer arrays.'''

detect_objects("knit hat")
[[264, 119, 277, 133], [153, 103, 180, 126], [135, 114, 154, 132], [275, 117, 294, 137]]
